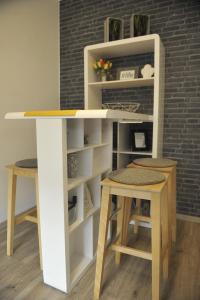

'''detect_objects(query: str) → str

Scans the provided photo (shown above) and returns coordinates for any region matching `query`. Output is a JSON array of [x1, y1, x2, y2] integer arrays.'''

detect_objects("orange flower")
[[99, 58, 105, 66]]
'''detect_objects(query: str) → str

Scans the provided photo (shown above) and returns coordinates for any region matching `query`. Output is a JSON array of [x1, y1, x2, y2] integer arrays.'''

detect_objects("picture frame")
[[130, 14, 150, 37], [117, 67, 139, 80], [104, 17, 124, 42], [131, 130, 148, 151]]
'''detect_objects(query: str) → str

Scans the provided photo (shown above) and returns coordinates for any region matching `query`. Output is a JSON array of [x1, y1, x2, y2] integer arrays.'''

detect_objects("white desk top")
[[5, 109, 153, 122]]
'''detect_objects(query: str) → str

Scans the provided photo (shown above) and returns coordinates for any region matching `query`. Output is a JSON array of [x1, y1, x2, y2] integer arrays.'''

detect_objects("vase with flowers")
[[93, 58, 112, 81]]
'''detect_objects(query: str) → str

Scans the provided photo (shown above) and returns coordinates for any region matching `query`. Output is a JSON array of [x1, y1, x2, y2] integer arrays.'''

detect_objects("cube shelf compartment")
[[93, 145, 110, 174], [113, 121, 153, 168], [86, 175, 101, 209], [67, 149, 93, 179], [69, 217, 93, 287], [67, 119, 84, 149], [84, 119, 102, 144], [68, 185, 83, 230]]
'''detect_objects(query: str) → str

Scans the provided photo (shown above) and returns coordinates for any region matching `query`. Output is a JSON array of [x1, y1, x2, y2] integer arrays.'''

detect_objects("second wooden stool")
[[94, 168, 169, 300], [128, 158, 177, 243]]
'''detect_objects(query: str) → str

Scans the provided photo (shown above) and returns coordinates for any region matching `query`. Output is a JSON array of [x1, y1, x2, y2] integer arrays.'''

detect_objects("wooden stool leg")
[[115, 196, 125, 265], [151, 194, 161, 300], [7, 169, 17, 256], [134, 198, 141, 234], [35, 176, 43, 270], [162, 185, 169, 280], [122, 197, 132, 246], [172, 168, 176, 242], [94, 186, 111, 300]]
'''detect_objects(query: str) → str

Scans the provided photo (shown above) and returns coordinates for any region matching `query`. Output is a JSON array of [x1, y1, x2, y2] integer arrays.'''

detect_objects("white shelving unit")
[[84, 34, 165, 162], [65, 118, 112, 289]]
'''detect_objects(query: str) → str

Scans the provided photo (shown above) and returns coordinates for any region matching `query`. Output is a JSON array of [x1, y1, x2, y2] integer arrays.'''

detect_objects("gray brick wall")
[[60, 0, 200, 217]]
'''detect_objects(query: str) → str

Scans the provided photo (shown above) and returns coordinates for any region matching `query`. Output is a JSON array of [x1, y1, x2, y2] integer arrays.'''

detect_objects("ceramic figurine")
[[141, 64, 154, 79]]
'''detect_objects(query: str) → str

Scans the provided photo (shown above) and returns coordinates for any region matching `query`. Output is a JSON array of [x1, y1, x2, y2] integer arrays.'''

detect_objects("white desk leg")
[[36, 119, 70, 293]]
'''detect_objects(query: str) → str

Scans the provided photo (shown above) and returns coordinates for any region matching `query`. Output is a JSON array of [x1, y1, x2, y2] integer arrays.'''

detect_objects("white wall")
[[0, 0, 60, 223]]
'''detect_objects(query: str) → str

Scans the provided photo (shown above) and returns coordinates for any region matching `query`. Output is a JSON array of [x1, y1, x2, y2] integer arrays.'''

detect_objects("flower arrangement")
[[93, 58, 112, 81]]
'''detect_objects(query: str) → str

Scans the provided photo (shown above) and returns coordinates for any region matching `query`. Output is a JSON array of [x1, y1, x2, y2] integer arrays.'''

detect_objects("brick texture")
[[60, 0, 200, 216]]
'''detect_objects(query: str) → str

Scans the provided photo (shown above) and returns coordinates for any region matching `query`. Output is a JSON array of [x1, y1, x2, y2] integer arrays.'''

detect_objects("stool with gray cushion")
[[6, 159, 42, 268], [128, 157, 177, 242], [134, 158, 177, 168], [94, 168, 169, 300]]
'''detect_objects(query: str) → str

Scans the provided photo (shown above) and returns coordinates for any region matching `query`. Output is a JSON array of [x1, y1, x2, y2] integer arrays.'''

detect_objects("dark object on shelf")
[[130, 15, 150, 37], [104, 17, 124, 42], [84, 135, 89, 145], [131, 129, 149, 151], [107, 71, 114, 81], [68, 196, 77, 210]]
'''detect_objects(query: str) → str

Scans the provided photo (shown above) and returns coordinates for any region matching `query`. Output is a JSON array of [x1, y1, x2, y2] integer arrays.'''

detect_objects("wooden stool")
[[94, 168, 169, 300], [128, 158, 177, 242], [6, 161, 42, 268]]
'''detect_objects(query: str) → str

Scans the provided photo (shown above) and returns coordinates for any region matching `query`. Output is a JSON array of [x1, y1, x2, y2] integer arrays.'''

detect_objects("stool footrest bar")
[[15, 207, 37, 225], [24, 215, 38, 224], [110, 244, 152, 260], [131, 214, 151, 223]]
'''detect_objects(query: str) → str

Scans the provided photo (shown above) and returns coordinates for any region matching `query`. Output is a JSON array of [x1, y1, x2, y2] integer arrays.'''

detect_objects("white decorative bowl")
[[102, 102, 140, 113]]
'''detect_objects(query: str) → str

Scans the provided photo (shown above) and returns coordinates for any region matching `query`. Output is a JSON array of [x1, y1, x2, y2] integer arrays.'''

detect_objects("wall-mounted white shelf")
[[88, 78, 154, 89], [84, 34, 165, 161]]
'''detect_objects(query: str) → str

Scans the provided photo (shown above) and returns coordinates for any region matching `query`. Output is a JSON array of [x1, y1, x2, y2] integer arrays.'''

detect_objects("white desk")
[[5, 109, 152, 292]]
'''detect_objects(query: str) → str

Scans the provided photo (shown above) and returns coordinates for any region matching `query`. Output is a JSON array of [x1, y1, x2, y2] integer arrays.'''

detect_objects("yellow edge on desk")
[[24, 110, 78, 117]]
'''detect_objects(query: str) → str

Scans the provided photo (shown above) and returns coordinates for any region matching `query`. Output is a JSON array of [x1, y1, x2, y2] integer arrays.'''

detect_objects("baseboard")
[[176, 213, 200, 223]]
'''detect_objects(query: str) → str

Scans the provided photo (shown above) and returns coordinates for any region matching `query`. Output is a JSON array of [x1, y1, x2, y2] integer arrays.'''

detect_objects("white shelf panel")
[[85, 34, 157, 57], [85, 206, 100, 219], [69, 219, 83, 234], [67, 168, 110, 191], [119, 120, 153, 124], [67, 143, 109, 154], [113, 150, 152, 156], [68, 177, 87, 191], [88, 78, 154, 89]]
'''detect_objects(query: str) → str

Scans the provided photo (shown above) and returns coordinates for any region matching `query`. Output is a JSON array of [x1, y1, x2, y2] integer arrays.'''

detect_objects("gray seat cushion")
[[15, 159, 37, 168], [108, 168, 165, 186], [134, 158, 177, 168]]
